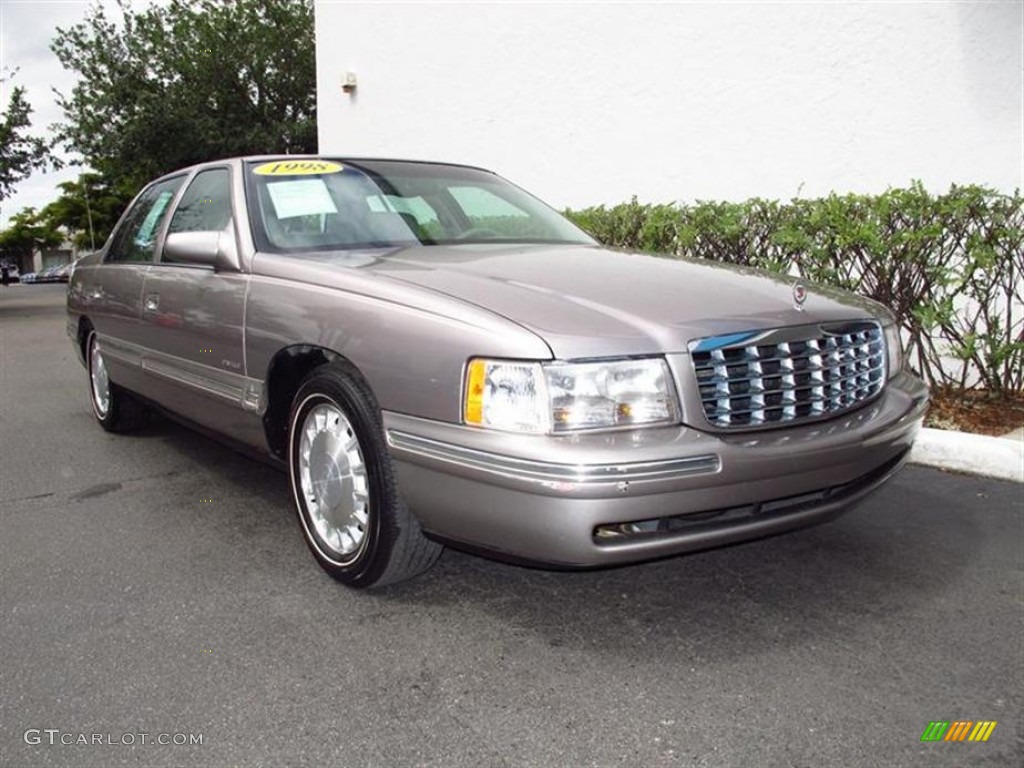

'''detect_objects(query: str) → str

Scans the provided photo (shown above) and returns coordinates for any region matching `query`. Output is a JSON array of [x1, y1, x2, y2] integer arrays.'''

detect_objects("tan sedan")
[[68, 157, 928, 587]]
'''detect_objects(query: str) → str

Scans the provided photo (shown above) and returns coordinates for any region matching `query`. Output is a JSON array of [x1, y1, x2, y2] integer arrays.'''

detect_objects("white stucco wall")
[[315, 1, 1023, 208]]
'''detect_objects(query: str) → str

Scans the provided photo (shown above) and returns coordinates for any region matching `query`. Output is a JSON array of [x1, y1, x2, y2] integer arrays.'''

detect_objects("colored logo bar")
[[920, 721, 997, 742]]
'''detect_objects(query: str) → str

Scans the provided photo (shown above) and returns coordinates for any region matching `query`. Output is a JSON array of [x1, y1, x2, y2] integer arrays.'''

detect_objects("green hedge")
[[564, 183, 1024, 397]]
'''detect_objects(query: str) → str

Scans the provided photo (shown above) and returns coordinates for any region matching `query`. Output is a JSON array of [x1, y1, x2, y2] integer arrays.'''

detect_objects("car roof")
[[151, 155, 496, 185]]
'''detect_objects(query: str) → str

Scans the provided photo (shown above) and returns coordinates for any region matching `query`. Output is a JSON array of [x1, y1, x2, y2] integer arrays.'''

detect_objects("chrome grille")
[[691, 322, 885, 428]]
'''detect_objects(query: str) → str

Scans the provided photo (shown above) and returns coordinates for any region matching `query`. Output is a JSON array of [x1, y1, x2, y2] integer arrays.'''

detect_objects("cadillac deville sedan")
[[67, 157, 928, 587]]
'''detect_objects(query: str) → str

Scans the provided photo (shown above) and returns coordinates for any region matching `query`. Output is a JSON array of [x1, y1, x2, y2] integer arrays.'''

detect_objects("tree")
[[0, 208, 63, 265], [40, 172, 131, 251], [0, 71, 54, 202], [51, 0, 317, 195]]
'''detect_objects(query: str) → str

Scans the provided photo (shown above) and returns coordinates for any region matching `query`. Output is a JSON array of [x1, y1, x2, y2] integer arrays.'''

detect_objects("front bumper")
[[385, 371, 928, 567]]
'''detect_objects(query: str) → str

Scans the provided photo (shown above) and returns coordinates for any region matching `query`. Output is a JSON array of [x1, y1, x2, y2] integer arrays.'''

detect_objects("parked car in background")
[[47, 265, 68, 283], [67, 156, 928, 588], [52, 262, 74, 283], [22, 269, 51, 284], [26, 266, 61, 284]]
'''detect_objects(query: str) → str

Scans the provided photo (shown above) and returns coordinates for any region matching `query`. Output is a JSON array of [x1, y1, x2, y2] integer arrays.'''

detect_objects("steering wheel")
[[455, 227, 500, 240]]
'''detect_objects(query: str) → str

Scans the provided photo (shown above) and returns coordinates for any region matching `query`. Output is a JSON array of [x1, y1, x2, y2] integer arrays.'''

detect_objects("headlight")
[[546, 358, 679, 431], [883, 323, 903, 378], [464, 359, 548, 433], [463, 357, 679, 434]]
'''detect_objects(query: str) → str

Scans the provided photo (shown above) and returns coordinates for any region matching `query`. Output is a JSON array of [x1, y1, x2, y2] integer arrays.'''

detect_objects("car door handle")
[[144, 293, 159, 312], [88, 287, 104, 300]]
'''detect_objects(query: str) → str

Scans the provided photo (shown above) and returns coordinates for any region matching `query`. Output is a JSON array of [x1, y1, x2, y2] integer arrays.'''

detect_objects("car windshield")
[[244, 158, 594, 253]]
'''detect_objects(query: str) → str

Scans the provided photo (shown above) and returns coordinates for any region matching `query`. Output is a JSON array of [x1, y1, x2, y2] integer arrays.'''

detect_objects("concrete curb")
[[909, 427, 1023, 483]]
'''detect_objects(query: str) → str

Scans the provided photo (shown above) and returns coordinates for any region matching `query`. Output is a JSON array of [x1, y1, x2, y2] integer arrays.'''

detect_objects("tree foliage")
[[0, 71, 54, 202], [0, 208, 62, 261], [51, 0, 317, 194], [40, 173, 128, 250]]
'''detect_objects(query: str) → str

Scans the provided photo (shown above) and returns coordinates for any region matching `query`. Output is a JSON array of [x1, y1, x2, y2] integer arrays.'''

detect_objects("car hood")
[[368, 244, 885, 359]]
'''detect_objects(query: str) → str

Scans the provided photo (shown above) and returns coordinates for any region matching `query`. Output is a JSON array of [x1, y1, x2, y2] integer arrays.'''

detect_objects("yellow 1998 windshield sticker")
[[253, 160, 343, 176]]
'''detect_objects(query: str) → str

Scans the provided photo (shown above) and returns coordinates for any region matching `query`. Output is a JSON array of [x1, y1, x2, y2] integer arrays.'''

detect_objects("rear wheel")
[[287, 362, 442, 588], [86, 330, 148, 432]]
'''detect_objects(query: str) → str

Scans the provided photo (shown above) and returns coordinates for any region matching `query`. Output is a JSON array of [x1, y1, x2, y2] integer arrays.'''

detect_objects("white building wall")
[[315, 1, 1022, 209]]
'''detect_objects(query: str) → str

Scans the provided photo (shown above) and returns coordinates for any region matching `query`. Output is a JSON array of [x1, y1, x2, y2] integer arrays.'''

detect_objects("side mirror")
[[163, 228, 240, 271]]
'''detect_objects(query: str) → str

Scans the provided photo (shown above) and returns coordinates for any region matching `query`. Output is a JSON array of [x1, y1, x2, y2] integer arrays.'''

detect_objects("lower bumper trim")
[[593, 447, 909, 544], [387, 429, 721, 485]]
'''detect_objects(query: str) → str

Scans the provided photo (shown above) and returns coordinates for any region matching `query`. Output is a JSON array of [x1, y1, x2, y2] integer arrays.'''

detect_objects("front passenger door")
[[138, 167, 254, 440]]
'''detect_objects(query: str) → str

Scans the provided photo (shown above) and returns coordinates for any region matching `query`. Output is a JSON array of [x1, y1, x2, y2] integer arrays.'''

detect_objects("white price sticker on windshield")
[[266, 179, 339, 220]]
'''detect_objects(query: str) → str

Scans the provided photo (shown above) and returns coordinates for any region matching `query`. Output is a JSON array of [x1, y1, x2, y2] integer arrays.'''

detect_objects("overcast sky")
[[0, 0, 114, 228]]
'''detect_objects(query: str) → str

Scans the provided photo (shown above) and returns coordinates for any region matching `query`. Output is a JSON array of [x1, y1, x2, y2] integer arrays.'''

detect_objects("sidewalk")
[[910, 426, 1024, 483]]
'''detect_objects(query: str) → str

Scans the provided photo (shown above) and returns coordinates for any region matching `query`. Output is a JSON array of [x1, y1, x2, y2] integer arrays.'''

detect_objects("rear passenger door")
[[138, 166, 255, 437], [88, 176, 184, 393]]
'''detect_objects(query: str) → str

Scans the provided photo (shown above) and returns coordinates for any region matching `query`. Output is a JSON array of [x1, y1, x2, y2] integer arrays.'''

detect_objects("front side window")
[[107, 177, 183, 263], [244, 159, 594, 254], [168, 168, 233, 235], [162, 168, 233, 264]]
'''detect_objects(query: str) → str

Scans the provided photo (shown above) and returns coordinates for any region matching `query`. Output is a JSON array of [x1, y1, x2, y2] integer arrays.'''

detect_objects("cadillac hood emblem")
[[792, 282, 808, 311]]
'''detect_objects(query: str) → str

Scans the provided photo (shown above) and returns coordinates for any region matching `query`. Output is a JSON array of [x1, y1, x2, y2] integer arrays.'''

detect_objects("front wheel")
[[287, 362, 442, 588]]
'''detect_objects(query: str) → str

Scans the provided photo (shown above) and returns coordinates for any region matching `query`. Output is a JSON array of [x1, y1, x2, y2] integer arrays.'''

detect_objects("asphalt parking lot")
[[1, 284, 1021, 767]]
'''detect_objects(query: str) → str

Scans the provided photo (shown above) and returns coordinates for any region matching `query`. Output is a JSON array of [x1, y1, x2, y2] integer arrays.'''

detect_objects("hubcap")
[[90, 337, 110, 418], [297, 402, 370, 559]]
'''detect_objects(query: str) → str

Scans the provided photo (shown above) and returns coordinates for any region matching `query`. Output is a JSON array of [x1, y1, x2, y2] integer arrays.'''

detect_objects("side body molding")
[[99, 335, 266, 414]]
